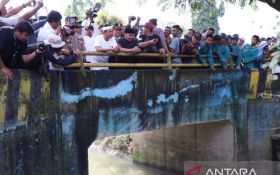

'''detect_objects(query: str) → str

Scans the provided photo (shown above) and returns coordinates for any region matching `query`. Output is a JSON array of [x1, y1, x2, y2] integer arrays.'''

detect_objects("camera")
[[87, 3, 101, 18], [130, 16, 136, 21], [36, 43, 52, 52]]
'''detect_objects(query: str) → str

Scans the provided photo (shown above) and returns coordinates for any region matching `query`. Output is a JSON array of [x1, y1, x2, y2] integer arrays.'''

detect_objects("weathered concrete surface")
[[0, 69, 279, 174], [131, 121, 234, 174]]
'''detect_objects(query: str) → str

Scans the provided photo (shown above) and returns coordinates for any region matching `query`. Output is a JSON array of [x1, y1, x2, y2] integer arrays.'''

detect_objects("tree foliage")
[[65, 0, 112, 20], [95, 10, 124, 26], [191, 0, 225, 33]]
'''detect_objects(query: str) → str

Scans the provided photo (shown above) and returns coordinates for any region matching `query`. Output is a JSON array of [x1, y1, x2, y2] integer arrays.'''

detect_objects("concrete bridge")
[[0, 69, 279, 174]]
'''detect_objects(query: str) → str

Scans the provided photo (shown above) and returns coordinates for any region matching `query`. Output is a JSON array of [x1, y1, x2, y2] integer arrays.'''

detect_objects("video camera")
[[129, 16, 136, 21], [36, 43, 52, 52], [86, 3, 101, 18], [61, 16, 77, 39]]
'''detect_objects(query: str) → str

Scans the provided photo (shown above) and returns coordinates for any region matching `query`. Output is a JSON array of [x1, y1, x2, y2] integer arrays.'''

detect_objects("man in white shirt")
[[37, 10, 62, 42], [92, 26, 120, 70], [83, 25, 96, 70]]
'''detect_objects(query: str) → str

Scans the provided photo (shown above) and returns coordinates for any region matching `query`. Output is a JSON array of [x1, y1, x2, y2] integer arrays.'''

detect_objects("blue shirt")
[[241, 44, 259, 69], [198, 44, 214, 67], [212, 44, 230, 62], [170, 37, 182, 63]]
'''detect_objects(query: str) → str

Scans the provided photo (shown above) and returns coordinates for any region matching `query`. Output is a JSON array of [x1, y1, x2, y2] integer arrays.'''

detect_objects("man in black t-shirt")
[[117, 27, 141, 64], [138, 22, 165, 63], [0, 21, 40, 80]]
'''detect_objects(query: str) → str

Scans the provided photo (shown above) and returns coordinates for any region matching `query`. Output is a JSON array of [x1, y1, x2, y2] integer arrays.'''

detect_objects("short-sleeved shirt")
[[138, 34, 163, 53], [93, 35, 118, 70], [170, 37, 182, 63], [37, 22, 56, 42], [138, 34, 163, 63], [117, 38, 139, 63], [0, 27, 28, 68]]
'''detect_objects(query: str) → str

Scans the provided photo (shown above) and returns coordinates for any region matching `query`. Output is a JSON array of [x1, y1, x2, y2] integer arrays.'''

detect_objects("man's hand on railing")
[[113, 45, 121, 53], [159, 48, 165, 55], [1, 67, 13, 80]]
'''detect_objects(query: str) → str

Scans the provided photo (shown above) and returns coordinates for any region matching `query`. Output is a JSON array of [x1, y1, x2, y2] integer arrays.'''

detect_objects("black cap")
[[86, 25, 94, 30], [114, 23, 123, 29], [149, 18, 157, 26], [232, 34, 239, 40], [124, 27, 136, 34]]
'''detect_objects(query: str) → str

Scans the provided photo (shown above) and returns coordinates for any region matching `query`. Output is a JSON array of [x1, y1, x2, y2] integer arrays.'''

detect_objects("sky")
[[8, 0, 280, 42]]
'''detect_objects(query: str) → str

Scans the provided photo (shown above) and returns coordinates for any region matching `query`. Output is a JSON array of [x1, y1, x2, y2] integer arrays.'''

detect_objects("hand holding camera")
[[73, 49, 81, 57], [149, 39, 158, 45]]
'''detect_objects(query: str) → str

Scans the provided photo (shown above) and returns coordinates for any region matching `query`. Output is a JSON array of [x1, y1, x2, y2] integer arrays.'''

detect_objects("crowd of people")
[[0, 0, 279, 80]]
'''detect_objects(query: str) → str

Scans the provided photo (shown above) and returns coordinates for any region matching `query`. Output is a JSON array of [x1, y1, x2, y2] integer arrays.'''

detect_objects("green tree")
[[95, 10, 124, 26], [65, 0, 112, 20], [191, 1, 225, 33]]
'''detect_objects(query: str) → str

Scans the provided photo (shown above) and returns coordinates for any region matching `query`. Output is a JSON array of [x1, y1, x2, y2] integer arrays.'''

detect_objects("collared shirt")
[[84, 35, 96, 67], [0, 27, 28, 68], [170, 37, 182, 63], [241, 44, 259, 69], [37, 22, 56, 42]]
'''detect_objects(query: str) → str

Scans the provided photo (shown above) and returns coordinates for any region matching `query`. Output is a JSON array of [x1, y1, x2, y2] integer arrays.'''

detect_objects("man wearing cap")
[[138, 22, 165, 63], [149, 18, 169, 53], [231, 34, 242, 69], [181, 33, 202, 64], [238, 37, 245, 49], [113, 23, 124, 41], [115, 27, 141, 64], [92, 25, 120, 70], [212, 35, 230, 70], [0, 21, 40, 79], [198, 35, 215, 70], [40, 34, 80, 71], [65, 20, 85, 52]]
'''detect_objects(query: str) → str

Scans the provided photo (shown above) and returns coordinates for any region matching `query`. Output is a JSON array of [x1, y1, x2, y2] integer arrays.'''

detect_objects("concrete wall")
[[0, 69, 279, 174], [131, 121, 234, 174]]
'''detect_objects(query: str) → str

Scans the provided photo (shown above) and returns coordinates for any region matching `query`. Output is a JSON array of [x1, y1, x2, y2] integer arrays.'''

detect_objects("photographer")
[[82, 3, 101, 38], [0, 21, 39, 79], [39, 34, 80, 71], [64, 20, 85, 52], [181, 33, 202, 63]]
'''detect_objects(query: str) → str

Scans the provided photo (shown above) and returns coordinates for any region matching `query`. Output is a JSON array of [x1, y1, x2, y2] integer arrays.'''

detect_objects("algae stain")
[[61, 72, 138, 104]]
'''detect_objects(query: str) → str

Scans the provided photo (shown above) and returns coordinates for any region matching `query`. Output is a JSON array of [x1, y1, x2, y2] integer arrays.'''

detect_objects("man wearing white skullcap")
[[91, 25, 120, 70]]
